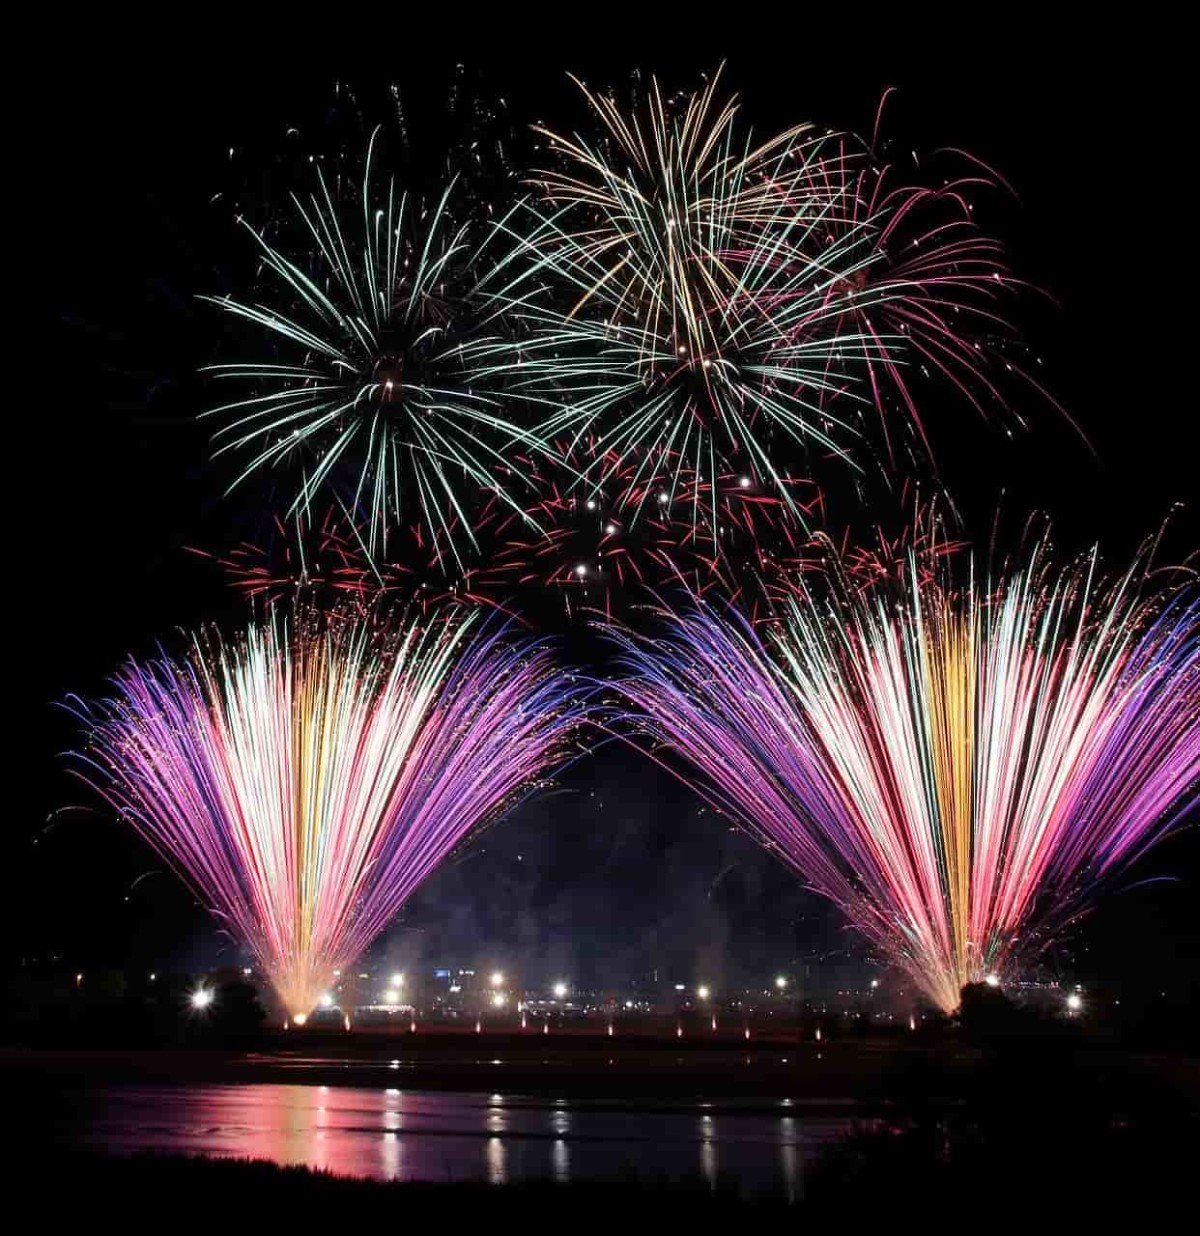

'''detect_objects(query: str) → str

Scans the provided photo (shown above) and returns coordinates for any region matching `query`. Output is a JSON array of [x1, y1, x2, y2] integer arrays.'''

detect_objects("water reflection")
[[51, 1083, 850, 1197]]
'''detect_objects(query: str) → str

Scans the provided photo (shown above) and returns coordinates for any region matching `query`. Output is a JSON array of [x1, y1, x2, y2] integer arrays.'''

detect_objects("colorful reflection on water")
[[52, 1084, 851, 1197]]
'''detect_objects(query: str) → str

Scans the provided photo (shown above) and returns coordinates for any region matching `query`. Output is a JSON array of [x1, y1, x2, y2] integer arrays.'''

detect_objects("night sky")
[[20, 26, 1197, 1000]]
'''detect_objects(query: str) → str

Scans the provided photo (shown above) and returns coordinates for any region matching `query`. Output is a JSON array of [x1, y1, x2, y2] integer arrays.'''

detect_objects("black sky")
[[19, 23, 1197, 997]]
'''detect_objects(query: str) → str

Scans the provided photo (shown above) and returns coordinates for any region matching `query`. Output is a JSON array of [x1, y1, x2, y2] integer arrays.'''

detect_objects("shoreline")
[[6, 1032, 1197, 1104]]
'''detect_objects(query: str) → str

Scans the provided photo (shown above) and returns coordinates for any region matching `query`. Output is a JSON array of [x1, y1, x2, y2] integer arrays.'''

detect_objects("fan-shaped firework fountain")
[[69, 609, 584, 1021], [611, 548, 1199, 1011]]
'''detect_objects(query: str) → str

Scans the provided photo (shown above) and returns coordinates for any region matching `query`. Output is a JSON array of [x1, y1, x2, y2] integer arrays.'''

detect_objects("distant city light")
[[553, 982, 568, 999], [774, 976, 788, 990], [490, 971, 505, 988], [190, 987, 213, 1011]]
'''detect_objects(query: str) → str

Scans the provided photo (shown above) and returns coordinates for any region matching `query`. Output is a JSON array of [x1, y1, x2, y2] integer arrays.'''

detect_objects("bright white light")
[[674, 984, 685, 992], [383, 989, 401, 1005], [491, 993, 507, 1009], [657, 492, 669, 505], [574, 564, 588, 577], [553, 982, 568, 999], [738, 476, 751, 489], [870, 979, 880, 990], [604, 523, 617, 535], [586, 499, 597, 511], [319, 993, 334, 1009], [391, 973, 405, 986], [190, 987, 213, 1011], [293, 1012, 308, 1026], [697, 985, 711, 1000], [490, 971, 504, 988], [1066, 993, 1083, 1012], [775, 976, 788, 990], [985, 973, 1000, 988]]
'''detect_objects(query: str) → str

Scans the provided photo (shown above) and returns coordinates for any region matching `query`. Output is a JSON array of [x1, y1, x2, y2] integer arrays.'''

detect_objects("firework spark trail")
[[68, 610, 584, 1019], [754, 105, 1040, 461], [610, 552, 1199, 1011]]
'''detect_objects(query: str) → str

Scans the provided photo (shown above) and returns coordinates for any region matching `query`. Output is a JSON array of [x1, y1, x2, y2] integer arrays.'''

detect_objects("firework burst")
[[475, 72, 1037, 527], [757, 94, 1055, 461], [610, 546, 1199, 1011], [203, 130, 546, 567], [68, 609, 585, 1020], [474, 71, 878, 520], [471, 442, 822, 618], [188, 508, 479, 613]]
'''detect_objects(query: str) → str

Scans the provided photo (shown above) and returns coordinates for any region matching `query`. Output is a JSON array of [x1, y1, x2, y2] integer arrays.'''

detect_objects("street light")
[[774, 976, 788, 990], [697, 985, 711, 1001], [489, 971, 504, 988], [491, 993, 506, 1009], [391, 973, 405, 987], [553, 982, 568, 999], [1066, 993, 1083, 1013], [190, 987, 213, 1011]]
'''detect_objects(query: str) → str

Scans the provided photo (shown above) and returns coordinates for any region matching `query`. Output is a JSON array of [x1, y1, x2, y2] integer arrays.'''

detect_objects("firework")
[[69, 609, 584, 1019], [474, 72, 873, 519], [610, 547, 1199, 1011], [476, 72, 1032, 525], [754, 94, 1048, 461], [189, 509, 473, 612], [472, 442, 822, 618], [202, 129, 546, 567]]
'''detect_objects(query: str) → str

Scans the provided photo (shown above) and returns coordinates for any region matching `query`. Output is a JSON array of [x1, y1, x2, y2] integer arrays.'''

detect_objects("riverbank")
[[4, 1029, 1197, 1101]]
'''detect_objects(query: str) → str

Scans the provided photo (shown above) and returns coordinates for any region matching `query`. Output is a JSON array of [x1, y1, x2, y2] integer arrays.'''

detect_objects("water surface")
[[49, 1082, 854, 1197]]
